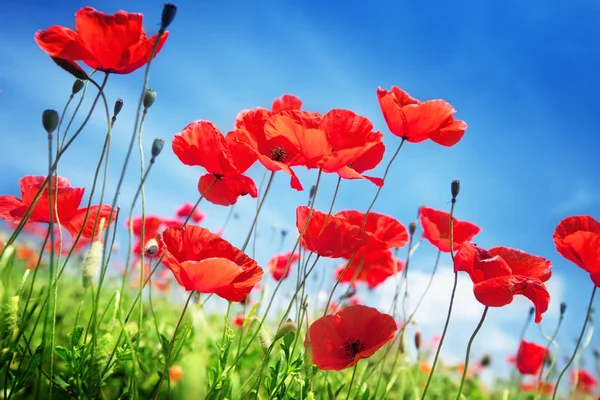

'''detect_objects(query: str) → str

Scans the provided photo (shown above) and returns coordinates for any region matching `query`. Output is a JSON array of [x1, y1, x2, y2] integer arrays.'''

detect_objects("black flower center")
[[269, 146, 287, 162], [343, 338, 365, 359]]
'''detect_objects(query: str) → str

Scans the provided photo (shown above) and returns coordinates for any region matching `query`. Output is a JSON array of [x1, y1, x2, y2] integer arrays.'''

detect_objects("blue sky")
[[1, 0, 600, 390]]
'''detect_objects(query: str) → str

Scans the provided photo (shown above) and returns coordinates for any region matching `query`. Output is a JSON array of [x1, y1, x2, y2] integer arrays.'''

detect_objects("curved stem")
[[153, 291, 195, 399], [551, 286, 597, 400], [362, 139, 405, 221], [241, 171, 275, 252], [345, 364, 359, 400], [455, 306, 489, 400], [421, 196, 459, 399]]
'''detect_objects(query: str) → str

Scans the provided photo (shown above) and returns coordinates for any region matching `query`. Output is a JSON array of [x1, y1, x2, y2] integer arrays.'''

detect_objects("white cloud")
[[375, 261, 566, 383]]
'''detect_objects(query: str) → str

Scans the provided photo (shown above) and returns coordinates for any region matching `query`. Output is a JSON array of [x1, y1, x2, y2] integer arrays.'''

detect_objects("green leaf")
[[54, 346, 70, 362], [68, 326, 84, 347]]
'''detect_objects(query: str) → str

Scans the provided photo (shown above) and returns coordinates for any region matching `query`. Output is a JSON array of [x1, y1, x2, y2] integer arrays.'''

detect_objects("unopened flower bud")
[[451, 180, 460, 200], [281, 229, 288, 238], [274, 320, 297, 342], [409, 221, 417, 236], [160, 3, 177, 33], [113, 98, 124, 117], [151, 138, 165, 159], [144, 238, 159, 257], [72, 79, 84, 95], [308, 185, 317, 205], [480, 354, 492, 367], [51, 57, 89, 81], [1, 296, 19, 345], [594, 348, 600, 359], [42, 109, 59, 135], [258, 327, 272, 354], [529, 306, 535, 318], [143, 88, 157, 109], [560, 302, 567, 316], [414, 330, 421, 350]]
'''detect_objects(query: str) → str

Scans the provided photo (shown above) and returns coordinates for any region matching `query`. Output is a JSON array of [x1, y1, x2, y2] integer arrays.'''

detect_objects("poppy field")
[[1, 3, 599, 400]]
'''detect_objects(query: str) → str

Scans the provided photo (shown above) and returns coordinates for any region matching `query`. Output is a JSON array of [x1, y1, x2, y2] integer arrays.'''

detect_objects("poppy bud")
[[42, 109, 59, 135], [274, 320, 297, 342], [151, 138, 165, 159], [51, 57, 89, 81], [414, 330, 421, 350], [594, 348, 600, 359], [72, 79, 84, 95], [409, 221, 417, 236], [281, 229, 288, 238], [258, 327, 272, 355], [308, 185, 317, 205], [528, 306, 535, 318], [560, 302, 567, 316], [144, 239, 159, 257], [160, 3, 177, 33], [480, 354, 491, 367], [113, 98, 124, 117], [143, 88, 157, 109], [1, 296, 19, 345], [451, 180, 460, 200]]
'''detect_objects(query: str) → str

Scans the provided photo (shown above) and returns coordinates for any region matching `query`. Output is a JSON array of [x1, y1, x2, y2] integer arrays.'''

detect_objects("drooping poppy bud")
[[72, 79, 84, 95], [51, 57, 89, 81], [42, 109, 59, 135], [144, 238, 159, 257], [143, 88, 157, 109], [160, 3, 177, 33], [274, 320, 297, 342], [414, 330, 421, 350], [151, 138, 165, 159]]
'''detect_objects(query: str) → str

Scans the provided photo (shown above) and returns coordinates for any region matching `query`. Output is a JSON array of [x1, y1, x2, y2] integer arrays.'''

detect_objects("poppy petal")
[[489, 247, 552, 282], [75, 7, 144, 71], [337, 167, 384, 187], [172, 121, 237, 175], [198, 174, 258, 206], [34, 26, 93, 61], [65, 204, 116, 238], [0, 196, 24, 220], [402, 99, 457, 140], [429, 118, 467, 147], [179, 258, 244, 293], [473, 275, 550, 323], [271, 94, 302, 114]]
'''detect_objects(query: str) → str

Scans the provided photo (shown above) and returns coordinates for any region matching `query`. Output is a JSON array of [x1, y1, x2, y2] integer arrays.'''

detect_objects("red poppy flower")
[[0, 176, 115, 239], [454, 242, 552, 322], [233, 315, 245, 327], [305, 304, 397, 370], [420, 206, 481, 253], [295, 206, 369, 258], [125, 215, 165, 256], [520, 381, 554, 395], [172, 120, 258, 206], [572, 369, 597, 393], [335, 210, 408, 253], [16, 246, 42, 270], [264, 109, 385, 186], [175, 203, 206, 224], [267, 251, 300, 281], [233, 95, 311, 191], [34, 6, 169, 74], [336, 249, 404, 288], [377, 86, 467, 146], [158, 225, 263, 302], [553, 216, 600, 286], [515, 340, 548, 375]]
